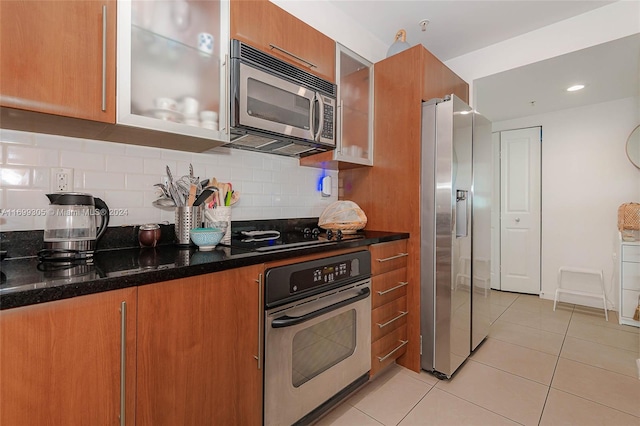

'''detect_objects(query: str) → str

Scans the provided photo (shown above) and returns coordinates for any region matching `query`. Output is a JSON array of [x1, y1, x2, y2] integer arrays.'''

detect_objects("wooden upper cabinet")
[[230, 0, 335, 82], [0, 0, 116, 123], [0, 288, 137, 426], [421, 48, 468, 102]]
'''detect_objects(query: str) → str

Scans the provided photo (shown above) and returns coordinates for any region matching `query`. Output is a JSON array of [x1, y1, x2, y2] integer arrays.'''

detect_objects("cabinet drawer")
[[622, 261, 640, 291], [372, 268, 408, 309], [621, 289, 640, 321], [370, 240, 408, 275], [372, 296, 407, 342], [370, 325, 407, 377], [622, 245, 640, 263]]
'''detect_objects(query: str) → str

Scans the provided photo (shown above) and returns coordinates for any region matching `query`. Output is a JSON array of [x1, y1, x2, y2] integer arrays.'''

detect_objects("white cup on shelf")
[[154, 97, 177, 111], [200, 110, 218, 122], [180, 97, 199, 115]]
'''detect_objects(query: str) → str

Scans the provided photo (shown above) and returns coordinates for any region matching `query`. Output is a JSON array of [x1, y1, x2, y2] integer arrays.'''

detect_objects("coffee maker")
[[39, 193, 110, 261]]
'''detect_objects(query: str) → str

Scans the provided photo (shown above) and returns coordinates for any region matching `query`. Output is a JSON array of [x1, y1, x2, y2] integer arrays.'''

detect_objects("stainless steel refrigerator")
[[420, 94, 492, 379]]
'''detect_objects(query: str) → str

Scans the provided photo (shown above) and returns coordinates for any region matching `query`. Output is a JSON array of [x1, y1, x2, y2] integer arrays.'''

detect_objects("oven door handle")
[[271, 287, 370, 328]]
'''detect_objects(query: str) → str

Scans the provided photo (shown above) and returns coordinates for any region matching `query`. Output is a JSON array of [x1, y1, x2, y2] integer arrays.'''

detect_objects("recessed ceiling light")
[[566, 84, 585, 92]]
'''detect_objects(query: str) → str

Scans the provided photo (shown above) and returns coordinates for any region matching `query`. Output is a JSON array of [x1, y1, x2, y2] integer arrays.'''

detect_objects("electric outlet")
[[50, 168, 74, 192]]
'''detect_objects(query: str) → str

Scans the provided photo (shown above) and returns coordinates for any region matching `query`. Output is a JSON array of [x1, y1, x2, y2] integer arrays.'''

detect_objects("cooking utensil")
[[166, 165, 183, 206], [230, 190, 240, 205], [187, 183, 197, 206], [193, 188, 216, 206]]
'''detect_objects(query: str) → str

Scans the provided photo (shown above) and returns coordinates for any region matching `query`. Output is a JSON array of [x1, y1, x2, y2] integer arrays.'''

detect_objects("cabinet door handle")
[[268, 44, 317, 69], [338, 99, 344, 153], [376, 281, 408, 296], [377, 340, 408, 362], [376, 311, 408, 329], [119, 301, 126, 426], [101, 4, 107, 112], [376, 253, 408, 263], [222, 54, 229, 135], [254, 273, 263, 370]]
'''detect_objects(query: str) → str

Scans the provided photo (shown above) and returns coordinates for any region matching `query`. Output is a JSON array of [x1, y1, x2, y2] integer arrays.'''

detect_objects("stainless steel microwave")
[[227, 40, 337, 157]]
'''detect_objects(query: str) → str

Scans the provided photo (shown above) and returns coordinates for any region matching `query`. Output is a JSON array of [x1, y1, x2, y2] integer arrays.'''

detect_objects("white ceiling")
[[326, 0, 638, 122]]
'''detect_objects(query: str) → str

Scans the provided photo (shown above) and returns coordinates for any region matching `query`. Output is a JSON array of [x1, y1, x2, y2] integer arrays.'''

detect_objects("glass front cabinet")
[[117, 0, 229, 146], [335, 43, 374, 166]]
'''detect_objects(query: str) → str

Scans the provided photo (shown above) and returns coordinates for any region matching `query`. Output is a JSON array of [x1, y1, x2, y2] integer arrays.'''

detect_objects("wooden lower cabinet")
[[0, 288, 137, 426], [369, 240, 409, 377], [136, 264, 264, 426]]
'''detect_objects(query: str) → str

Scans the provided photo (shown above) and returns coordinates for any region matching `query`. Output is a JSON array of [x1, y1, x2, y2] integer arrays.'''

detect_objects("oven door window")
[[292, 309, 356, 387], [247, 78, 311, 130]]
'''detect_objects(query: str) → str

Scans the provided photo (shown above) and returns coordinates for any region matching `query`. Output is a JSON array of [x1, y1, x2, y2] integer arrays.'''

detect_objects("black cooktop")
[[225, 225, 364, 252]]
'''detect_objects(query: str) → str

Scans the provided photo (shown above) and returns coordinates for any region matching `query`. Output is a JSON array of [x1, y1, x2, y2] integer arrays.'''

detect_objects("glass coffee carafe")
[[43, 193, 110, 257]]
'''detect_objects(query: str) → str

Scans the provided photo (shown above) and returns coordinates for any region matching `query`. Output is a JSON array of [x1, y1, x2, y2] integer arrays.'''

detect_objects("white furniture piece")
[[618, 234, 640, 327], [554, 266, 608, 321]]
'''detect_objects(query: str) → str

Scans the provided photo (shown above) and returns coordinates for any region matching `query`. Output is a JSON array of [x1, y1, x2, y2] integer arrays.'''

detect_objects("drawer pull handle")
[[268, 44, 317, 69], [377, 311, 408, 329], [377, 282, 408, 296], [376, 253, 408, 263], [377, 340, 408, 362]]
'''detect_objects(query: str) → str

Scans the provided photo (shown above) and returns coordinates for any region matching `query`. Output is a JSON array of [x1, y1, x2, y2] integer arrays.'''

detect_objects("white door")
[[500, 127, 541, 294]]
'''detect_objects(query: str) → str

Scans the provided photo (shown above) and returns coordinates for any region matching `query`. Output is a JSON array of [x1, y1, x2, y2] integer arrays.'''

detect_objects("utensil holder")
[[204, 206, 231, 245], [175, 206, 202, 246]]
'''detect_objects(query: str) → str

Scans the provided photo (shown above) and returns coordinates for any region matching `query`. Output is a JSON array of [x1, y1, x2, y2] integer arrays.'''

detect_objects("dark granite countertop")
[[0, 229, 408, 310]]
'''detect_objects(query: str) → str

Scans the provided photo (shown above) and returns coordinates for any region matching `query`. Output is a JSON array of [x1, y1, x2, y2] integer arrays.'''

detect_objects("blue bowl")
[[190, 227, 225, 250]]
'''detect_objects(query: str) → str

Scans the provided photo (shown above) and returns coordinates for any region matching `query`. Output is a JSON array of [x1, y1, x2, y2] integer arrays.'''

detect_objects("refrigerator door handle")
[[456, 189, 468, 238]]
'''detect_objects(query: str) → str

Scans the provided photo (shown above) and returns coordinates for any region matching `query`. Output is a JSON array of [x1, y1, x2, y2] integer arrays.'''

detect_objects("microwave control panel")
[[321, 103, 334, 139]]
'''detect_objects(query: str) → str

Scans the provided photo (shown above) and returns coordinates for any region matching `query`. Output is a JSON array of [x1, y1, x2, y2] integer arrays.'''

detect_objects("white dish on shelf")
[[144, 108, 184, 122]]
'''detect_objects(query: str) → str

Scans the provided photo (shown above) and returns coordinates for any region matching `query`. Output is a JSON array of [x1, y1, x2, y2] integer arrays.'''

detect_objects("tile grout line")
[[536, 302, 575, 425], [432, 386, 527, 426]]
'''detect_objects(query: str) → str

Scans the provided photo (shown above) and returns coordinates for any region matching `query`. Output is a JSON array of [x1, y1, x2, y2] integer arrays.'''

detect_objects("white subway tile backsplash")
[[104, 190, 145, 208], [106, 155, 145, 173], [144, 158, 177, 175], [163, 149, 194, 162], [6, 145, 58, 166], [253, 169, 273, 183], [241, 181, 263, 194], [125, 144, 162, 159], [0, 129, 35, 145], [205, 164, 232, 181], [32, 168, 50, 189], [6, 188, 48, 209], [125, 173, 165, 191], [83, 171, 125, 190], [34, 133, 83, 150], [61, 150, 105, 171], [0, 133, 338, 231], [84, 139, 127, 155], [1, 167, 31, 187]]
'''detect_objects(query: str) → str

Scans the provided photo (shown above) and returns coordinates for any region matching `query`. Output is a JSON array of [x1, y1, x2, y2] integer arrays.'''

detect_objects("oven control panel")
[[264, 250, 371, 308]]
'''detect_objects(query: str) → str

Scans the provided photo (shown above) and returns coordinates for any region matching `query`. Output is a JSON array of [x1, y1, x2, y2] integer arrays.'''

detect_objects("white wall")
[[0, 130, 338, 231], [493, 96, 640, 309]]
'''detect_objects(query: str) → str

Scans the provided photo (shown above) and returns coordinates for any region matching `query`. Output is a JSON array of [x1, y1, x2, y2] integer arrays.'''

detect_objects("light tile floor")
[[315, 291, 640, 426]]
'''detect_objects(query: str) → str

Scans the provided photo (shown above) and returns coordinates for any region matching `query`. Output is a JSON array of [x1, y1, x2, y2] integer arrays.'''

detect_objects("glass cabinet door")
[[117, 0, 229, 143], [335, 43, 373, 166]]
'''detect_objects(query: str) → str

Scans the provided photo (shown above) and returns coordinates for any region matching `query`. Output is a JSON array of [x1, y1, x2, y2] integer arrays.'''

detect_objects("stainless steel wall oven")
[[263, 250, 371, 425]]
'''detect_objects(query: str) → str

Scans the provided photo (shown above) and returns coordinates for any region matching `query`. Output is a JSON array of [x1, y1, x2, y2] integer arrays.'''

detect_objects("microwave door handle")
[[315, 94, 325, 142], [271, 287, 370, 328], [309, 94, 317, 138]]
